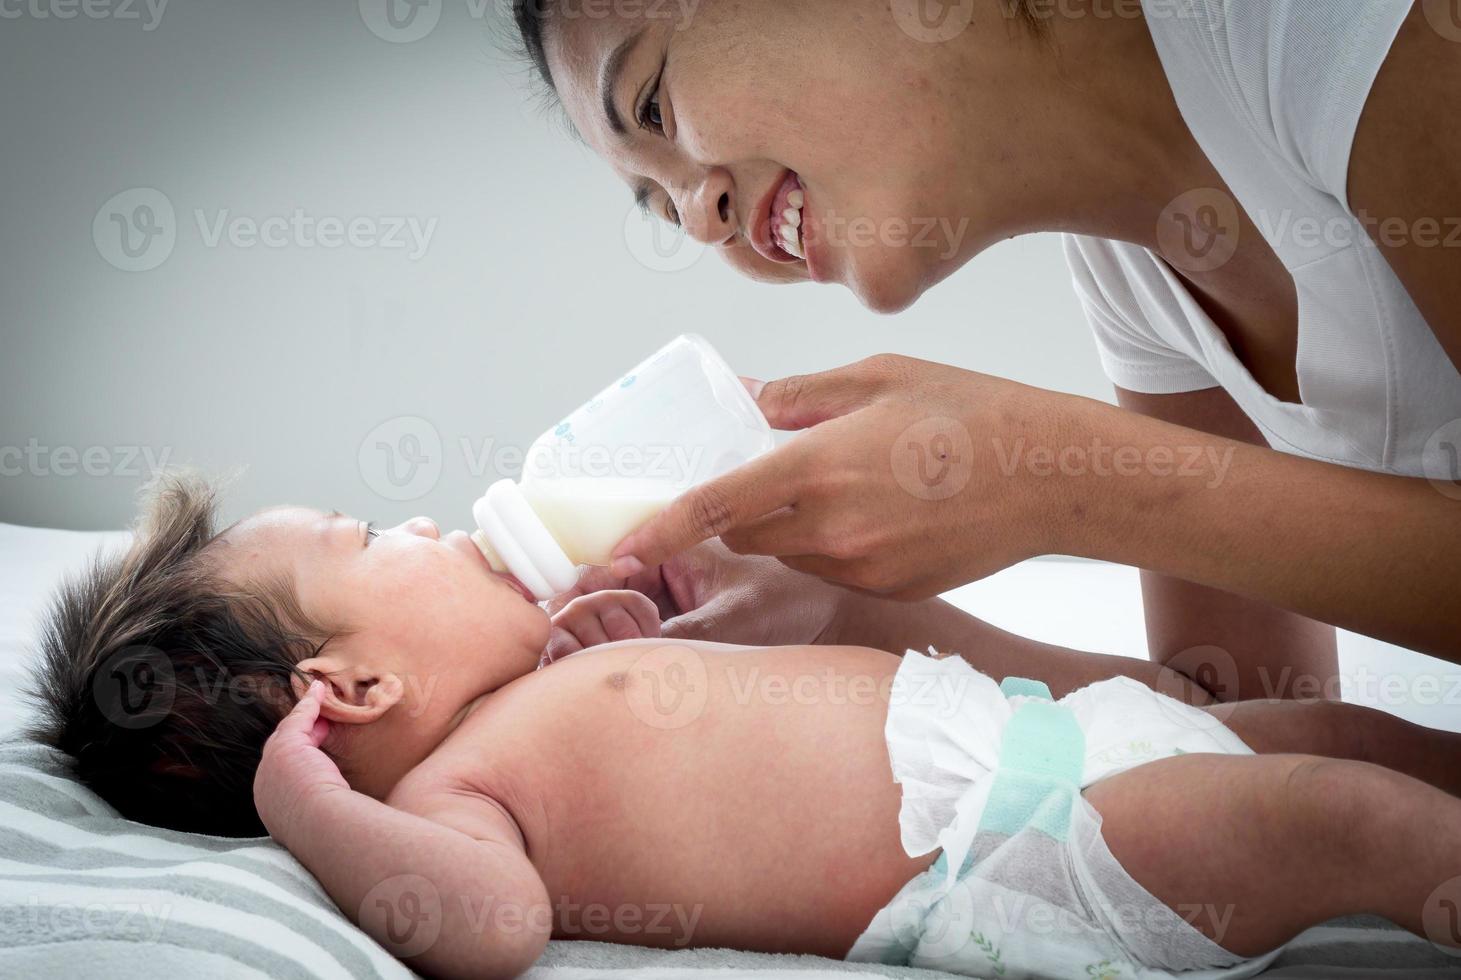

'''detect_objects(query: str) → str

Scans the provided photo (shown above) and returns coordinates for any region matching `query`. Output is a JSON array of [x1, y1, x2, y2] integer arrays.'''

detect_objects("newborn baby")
[[30, 477, 1461, 980]]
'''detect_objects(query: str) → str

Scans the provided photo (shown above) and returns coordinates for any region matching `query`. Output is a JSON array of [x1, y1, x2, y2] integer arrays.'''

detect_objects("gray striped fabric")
[[3, 736, 1459, 980], [0, 739, 416, 980]]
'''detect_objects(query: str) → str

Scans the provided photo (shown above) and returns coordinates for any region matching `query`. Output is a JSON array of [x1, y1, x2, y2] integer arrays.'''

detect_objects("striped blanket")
[[4, 737, 1459, 980]]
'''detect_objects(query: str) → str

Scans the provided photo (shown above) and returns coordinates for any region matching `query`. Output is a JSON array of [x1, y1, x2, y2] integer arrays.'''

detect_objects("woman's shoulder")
[[1145, 0, 1412, 204]]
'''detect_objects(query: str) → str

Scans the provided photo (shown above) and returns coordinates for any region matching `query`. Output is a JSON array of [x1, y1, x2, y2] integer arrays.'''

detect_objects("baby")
[[29, 475, 1461, 980]]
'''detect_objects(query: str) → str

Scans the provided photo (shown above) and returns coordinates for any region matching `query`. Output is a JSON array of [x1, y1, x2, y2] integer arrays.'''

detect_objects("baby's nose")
[[400, 516, 440, 540]]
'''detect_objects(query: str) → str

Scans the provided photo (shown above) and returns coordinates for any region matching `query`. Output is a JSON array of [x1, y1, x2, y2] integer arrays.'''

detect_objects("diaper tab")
[[976, 680, 1085, 843]]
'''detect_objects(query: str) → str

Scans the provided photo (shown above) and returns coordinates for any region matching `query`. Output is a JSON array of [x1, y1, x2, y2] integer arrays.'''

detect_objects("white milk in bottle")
[[470, 334, 774, 600]]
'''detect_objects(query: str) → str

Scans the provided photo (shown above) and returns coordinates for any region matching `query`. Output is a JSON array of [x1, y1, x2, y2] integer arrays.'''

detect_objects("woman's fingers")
[[610, 446, 804, 575], [754, 357, 891, 430]]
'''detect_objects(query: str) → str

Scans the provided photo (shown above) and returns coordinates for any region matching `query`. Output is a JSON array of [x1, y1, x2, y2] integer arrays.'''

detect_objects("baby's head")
[[27, 473, 550, 836]]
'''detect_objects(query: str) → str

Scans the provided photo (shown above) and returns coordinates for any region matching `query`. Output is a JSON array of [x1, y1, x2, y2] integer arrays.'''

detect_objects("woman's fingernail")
[[740, 376, 765, 400], [611, 556, 645, 578]]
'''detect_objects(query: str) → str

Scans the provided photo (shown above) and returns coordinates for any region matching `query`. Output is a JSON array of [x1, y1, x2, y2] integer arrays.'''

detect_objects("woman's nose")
[[678, 167, 737, 246], [397, 516, 440, 540]]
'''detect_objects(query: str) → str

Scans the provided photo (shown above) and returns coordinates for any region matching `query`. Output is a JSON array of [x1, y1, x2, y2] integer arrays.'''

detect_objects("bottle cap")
[[471, 479, 579, 601]]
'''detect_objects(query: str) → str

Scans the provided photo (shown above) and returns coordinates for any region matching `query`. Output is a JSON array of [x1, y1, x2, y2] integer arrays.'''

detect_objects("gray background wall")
[[0, 0, 1106, 532]]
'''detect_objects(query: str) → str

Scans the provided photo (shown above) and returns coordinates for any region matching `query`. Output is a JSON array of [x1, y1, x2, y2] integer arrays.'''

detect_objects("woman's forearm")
[[1064, 400, 1460, 660], [830, 592, 1213, 702]]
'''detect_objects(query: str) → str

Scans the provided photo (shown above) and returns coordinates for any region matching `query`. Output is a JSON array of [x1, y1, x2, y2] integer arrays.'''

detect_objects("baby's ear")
[[292, 656, 404, 724]]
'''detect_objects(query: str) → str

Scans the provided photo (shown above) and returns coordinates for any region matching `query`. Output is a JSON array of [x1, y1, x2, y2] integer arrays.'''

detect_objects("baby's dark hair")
[[26, 473, 330, 837]]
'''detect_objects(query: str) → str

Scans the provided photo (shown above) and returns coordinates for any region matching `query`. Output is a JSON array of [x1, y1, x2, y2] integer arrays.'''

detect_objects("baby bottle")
[[470, 333, 774, 601]]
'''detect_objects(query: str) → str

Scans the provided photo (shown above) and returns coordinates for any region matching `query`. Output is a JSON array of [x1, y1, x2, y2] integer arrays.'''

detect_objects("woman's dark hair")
[[26, 473, 330, 837], [510, 0, 1046, 96]]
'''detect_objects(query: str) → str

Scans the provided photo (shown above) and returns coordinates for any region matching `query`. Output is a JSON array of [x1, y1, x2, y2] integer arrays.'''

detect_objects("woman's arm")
[[1072, 394, 1458, 660], [610, 356, 1461, 662], [1114, 385, 1339, 701]]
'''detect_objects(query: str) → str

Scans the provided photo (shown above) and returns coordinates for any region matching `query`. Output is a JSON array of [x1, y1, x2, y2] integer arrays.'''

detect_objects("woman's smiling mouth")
[[752, 169, 820, 277]]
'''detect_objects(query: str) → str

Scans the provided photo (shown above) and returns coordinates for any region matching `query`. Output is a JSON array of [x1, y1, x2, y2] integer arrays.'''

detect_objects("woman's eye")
[[664, 199, 680, 227], [365, 521, 379, 544], [637, 81, 666, 136]]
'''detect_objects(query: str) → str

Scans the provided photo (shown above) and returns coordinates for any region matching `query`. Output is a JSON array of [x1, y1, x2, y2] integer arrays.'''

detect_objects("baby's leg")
[[1210, 697, 1461, 796], [1083, 752, 1461, 957]]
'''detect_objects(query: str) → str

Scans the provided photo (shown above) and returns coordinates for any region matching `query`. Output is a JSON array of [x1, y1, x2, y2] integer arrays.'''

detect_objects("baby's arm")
[[255, 685, 548, 980], [1084, 751, 1461, 957]]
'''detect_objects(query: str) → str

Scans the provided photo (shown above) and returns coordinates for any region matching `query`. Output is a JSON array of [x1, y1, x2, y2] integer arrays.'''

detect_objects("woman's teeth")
[[776, 189, 806, 259]]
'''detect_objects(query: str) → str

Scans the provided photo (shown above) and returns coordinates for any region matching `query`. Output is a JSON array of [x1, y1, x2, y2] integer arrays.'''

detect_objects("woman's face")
[[546, 0, 1001, 313]]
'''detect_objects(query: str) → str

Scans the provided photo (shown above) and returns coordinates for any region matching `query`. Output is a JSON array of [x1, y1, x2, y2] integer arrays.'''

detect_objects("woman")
[[513, 0, 1461, 696]]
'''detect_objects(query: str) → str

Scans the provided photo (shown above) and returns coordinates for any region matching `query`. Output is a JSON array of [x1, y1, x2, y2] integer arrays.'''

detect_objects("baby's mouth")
[[770, 171, 807, 260], [466, 530, 539, 603]]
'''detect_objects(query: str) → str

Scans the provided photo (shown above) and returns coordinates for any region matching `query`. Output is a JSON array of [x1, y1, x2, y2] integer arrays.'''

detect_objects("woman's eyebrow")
[[600, 27, 646, 138]]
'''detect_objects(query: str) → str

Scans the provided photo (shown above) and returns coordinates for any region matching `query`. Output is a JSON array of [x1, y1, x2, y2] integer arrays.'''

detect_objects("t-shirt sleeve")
[[1062, 234, 1219, 395], [1215, 0, 1410, 210]]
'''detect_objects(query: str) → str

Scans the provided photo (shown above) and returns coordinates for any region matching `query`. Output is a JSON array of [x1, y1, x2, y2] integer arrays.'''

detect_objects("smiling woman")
[[504, 0, 1461, 690]]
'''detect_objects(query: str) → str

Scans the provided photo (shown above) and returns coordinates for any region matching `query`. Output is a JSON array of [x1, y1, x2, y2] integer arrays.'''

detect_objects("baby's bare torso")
[[399, 641, 932, 958]]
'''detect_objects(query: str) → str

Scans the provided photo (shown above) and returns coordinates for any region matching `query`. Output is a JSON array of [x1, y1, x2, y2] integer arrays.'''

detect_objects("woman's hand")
[[610, 354, 1082, 599], [545, 590, 662, 662], [253, 681, 349, 847], [550, 540, 856, 650]]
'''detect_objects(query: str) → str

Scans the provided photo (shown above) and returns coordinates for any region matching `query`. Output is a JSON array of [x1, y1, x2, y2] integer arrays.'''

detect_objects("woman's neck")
[[960, 0, 1216, 249]]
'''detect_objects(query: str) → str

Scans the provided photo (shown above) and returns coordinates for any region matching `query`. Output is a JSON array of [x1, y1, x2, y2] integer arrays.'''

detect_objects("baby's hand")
[[545, 589, 661, 663], [253, 681, 349, 847]]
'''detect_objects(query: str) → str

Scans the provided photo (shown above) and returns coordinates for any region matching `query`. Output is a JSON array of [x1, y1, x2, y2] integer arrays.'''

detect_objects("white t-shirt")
[[1064, 0, 1461, 476]]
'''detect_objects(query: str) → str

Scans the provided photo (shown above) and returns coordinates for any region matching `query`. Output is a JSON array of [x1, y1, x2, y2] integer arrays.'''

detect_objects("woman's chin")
[[849, 270, 926, 316]]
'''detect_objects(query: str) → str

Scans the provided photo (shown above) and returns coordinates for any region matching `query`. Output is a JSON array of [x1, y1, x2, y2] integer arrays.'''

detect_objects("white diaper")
[[847, 649, 1285, 980]]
